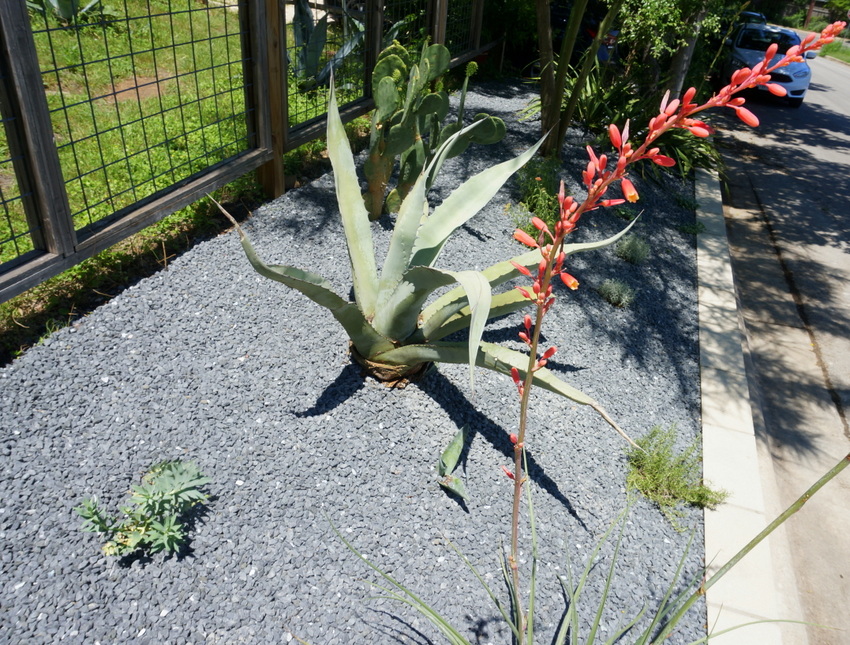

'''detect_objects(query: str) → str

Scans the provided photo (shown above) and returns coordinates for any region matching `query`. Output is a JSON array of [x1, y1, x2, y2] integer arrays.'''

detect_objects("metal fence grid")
[[383, 0, 429, 50], [1, 0, 484, 302], [28, 0, 254, 235], [1, 47, 37, 264], [445, 0, 474, 54], [284, 0, 367, 128]]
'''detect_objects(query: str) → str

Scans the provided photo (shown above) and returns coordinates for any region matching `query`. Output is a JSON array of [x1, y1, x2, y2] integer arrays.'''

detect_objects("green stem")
[[653, 451, 850, 642]]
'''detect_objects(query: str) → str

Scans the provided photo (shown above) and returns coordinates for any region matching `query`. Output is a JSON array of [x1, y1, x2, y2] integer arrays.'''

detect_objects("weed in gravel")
[[627, 425, 726, 531], [615, 234, 650, 264], [76, 460, 209, 557], [598, 278, 636, 308]]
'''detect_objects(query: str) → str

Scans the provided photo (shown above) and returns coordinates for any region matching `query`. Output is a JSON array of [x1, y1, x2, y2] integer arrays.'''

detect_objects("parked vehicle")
[[722, 24, 817, 108]]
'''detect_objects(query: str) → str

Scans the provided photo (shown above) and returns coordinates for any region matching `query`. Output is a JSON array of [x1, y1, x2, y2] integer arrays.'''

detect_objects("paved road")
[[715, 54, 850, 645]]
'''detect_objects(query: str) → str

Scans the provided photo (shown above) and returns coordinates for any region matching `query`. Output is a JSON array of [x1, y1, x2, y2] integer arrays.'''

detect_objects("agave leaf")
[[327, 81, 379, 317], [371, 267, 490, 389], [409, 134, 547, 268], [377, 155, 430, 306], [420, 288, 531, 343], [438, 425, 467, 476], [421, 216, 641, 326], [422, 117, 488, 192], [375, 341, 595, 404], [439, 475, 469, 500], [210, 195, 393, 357], [378, 341, 637, 445]]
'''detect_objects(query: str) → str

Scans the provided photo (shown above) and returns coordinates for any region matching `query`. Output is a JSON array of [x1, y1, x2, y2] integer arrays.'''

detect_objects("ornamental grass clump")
[[332, 21, 850, 645]]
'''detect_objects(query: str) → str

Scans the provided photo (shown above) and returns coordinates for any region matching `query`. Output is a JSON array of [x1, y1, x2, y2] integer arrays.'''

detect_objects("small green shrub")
[[76, 460, 210, 557], [597, 278, 635, 308], [627, 425, 726, 530], [615, 234, 650, 264]]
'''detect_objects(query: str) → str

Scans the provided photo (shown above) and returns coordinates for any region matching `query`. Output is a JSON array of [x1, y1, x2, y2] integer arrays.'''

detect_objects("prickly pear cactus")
[[362, 45, 505, 220]]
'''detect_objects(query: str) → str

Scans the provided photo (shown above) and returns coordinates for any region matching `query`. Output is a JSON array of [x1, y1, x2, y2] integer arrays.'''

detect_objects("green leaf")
[[375, 341, 597, 405], [208, 195, 394, 358], [420, 215, 641, 327], [409, 134, 547, 268], [438, 425, 467, 476], [371, 267, 490, 390], [327, 80, 380, 317], [420, 288, 531, 343], [376, 159, 430, 309], [439, 475, 469, 500]]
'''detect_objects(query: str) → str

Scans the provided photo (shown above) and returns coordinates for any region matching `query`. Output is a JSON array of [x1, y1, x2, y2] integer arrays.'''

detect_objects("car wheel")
[[788, 97, 803, 108]]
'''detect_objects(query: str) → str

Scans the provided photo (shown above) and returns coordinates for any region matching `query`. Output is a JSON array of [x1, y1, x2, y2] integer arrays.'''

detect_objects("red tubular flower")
[[502, 465, 515, 480], [621, 177, 639, 203], [511, 261, 532, 276], [514, 229, 539, 248], [560, 271, 579, 290], [650, 154, 677, 167], [541, 346, 557, 360], [609, 123, 622, 149], [531, 217, 548, 232], [523, 315, 532, 333], [516, 286, 533, 300], [766, 83, 787, 97], [735, 106, 759, 127]]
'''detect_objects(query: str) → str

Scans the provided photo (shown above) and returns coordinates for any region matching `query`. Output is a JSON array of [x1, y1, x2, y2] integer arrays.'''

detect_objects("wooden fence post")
[[258, 0, 286, 198], [0, 0, 75, 257]]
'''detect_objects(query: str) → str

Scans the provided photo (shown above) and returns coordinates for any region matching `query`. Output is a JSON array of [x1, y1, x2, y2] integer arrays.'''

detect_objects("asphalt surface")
[[714, 52, 850, 645]]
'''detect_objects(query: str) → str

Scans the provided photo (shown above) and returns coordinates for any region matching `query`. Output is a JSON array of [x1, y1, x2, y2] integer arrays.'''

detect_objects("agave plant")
[[215, 82, 634, 427], [26, 0, 103, 23]]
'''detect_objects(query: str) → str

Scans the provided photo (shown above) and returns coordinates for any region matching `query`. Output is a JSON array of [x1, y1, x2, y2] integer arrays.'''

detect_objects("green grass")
[[626, 425, 726, 531], [1, 0, 371, 363], [821, 40, 850, 64], [1, 0, 364, 267], [0, 116, 370, 365]]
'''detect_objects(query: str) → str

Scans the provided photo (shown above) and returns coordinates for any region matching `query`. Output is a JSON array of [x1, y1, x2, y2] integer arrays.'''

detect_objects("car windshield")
[[736, 28, 801, 54]]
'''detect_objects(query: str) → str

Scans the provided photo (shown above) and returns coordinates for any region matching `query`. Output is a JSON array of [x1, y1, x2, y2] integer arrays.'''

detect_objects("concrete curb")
[[696, 169, 786, 643]]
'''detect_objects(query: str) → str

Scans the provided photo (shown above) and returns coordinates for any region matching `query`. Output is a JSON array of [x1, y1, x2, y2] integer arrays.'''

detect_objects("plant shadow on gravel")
[[293, 353, 587, 526], [418, 370, 586, 528]]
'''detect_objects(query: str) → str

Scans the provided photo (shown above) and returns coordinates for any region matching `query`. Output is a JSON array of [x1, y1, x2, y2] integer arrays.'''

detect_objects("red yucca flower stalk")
[[504, 20, 846, 641]]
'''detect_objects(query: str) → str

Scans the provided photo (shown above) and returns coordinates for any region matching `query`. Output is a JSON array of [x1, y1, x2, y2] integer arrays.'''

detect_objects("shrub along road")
[[715, 54, 850, 645]]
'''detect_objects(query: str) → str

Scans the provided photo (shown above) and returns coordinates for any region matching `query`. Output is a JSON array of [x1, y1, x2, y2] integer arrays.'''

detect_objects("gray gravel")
[[0, 80, 707, 644]]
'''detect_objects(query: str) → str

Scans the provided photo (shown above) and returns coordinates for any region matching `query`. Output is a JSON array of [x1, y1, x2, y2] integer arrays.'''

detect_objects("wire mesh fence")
[[445, 0, 474, 53], [284, 0, 367, 128], [0, 74, 37, 263], [27, 0, 254, 235], [0, 0, 485, 302]]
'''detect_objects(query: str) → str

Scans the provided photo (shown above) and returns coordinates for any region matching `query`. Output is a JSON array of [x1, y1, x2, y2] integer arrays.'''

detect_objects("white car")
[[723, 24, 817, 108]]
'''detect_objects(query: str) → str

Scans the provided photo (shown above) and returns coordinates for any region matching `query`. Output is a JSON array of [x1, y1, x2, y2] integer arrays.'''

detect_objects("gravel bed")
[[0, 80, 706, 644]]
